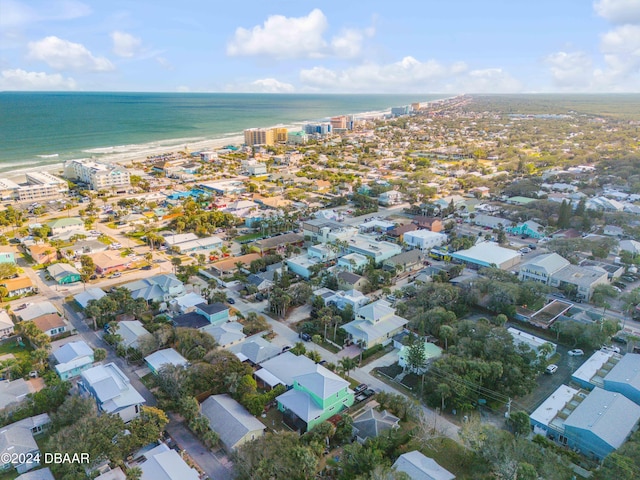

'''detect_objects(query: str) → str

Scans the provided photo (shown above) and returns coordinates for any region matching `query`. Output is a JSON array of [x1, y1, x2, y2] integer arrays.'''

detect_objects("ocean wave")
[[36, 153, 59, 158]]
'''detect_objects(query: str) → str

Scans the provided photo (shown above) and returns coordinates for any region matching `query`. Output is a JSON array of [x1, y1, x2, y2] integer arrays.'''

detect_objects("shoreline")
[[2, 95, 461, 183]]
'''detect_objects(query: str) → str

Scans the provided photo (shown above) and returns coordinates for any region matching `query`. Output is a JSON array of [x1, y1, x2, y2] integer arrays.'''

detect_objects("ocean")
[[0, 92, 447, 174]]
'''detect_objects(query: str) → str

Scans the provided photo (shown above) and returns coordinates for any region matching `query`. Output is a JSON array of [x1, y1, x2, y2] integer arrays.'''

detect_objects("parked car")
[[568, 349, 584, 356], [601, 345, 621, 354], [141, 265, 152, 270], [281, 345, 292, 352], [545, 364, 559, 375], [354, 383, 368, 394], [111, 272, 122, 278], [226, 297, 235, 304], [299, 332, 312, 342]]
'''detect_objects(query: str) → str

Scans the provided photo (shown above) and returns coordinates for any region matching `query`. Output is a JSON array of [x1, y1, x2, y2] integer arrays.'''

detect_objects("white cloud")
[[0, 68, 76, 90], [156, 56, 174, 70], [110, 31, 142, 58], [330, 26, 375, 59], [456, 68, 523, 93], [0, 0, 91, 28], [600, 24, 640, 75], [594, 0, 640, 24], [27, 36, 114, 72], [227, 9, 328, 59], [227, 9, 374, 60], [545, 51, 594, 88], [250, 78, 295, 93]]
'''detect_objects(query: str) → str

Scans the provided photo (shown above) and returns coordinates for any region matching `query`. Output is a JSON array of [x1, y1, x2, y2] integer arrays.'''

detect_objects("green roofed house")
[[277, 364, 354, 432], [46, 263, 81, 284], [46, 217, 85, 237]]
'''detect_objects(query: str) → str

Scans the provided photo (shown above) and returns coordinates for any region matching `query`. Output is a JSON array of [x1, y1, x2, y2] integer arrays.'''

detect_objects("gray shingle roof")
[[200, 394, 265, 451]]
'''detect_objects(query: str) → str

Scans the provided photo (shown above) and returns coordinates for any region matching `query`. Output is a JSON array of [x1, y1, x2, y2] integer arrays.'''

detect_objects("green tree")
[[406, 338, 427, 374], [339, 357, 358, 377]]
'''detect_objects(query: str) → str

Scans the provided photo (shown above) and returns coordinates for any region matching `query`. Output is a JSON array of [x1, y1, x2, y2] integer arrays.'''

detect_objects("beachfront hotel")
[[0, 173, 68, 203], [63, 159, 131, 191], [243, 127, 288, 146]]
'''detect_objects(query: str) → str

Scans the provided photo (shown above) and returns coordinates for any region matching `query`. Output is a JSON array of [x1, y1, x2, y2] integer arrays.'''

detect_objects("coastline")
[[3, 95, 460, 184]]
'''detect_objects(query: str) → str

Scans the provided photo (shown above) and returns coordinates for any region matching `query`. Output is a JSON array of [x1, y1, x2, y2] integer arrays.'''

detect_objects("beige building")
[[243, 127, 288, 146]]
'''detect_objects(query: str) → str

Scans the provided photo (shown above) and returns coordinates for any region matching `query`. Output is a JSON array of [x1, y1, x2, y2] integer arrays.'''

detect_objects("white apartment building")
[[0, 173, 68, 203], [63, 159, 131, 191]]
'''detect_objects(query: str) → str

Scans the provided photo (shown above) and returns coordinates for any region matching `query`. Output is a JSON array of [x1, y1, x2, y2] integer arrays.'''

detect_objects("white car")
[[568, 349, 584, 356], [545, 364, 558, 375], [601, 345, 621, 354]]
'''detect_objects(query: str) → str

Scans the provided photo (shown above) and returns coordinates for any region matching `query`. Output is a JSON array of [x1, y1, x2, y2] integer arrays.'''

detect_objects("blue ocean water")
[[0, 92, 446, 173]]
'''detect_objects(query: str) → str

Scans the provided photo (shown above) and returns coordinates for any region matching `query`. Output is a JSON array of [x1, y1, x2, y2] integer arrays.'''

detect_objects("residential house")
[[170, 235, 223, 254], [507, 220, 545, 239], [90, 251, 129, 275], [1, 277, 35, 297], [472, 214, 512, 230], [74, 287, 107, 309], [336, 271, 367, 291], [386, 223, 418, 242], [46, 263, 81, 284], [246, 273, 273, 292], [254, 351, 317, 390], [325, 289, 370, 311], [352, 408, 400, 444], [412, 217, 443, 232], [46, 217, 85, 237], [228, 335, 281, 365], [398, 341, 442, 373], [206, 253, 261, 277], [194, 302, 230, 324], [145, 348, 188, 375], [200, 322, 246, 348], [508, 327, 557, 359], [27, 244, 57, 265], [200, 394, 266, 452], [392, 451, 455, 480], [79, 363, 146, 422], [31, 314, 67, 337], [64, 239, 108, 258], [0, 379, 37, 410], [285, 254, 322, 280], [0, 246, 16, 264], [403, 230, 447, 251], [138, 443, 199, 480], [0, 414, 50, 474], [346, 235, 402, 263], [0, 311, 14, 339], [342, 300, 409, 349], [114, 320, 151, 349], [172, 312, 210, 329], [169, 292, 207, 314], [383, 250, 425, 273], [619, 239, 640, 255], [276, 365, 354, 432], [252, 233, 304, 256], [53, 340, 94, 380], [518, 253, 570, 284], [378, 190, 403, 206], [122, 274, 186, 303], [337, 253, 369, 272], [16, 302, 58, 322], [16, 467, 55, 480]]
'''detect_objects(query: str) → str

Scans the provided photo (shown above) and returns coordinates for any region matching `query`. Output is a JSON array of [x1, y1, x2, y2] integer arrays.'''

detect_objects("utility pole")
[[505, 397, 512, 418]]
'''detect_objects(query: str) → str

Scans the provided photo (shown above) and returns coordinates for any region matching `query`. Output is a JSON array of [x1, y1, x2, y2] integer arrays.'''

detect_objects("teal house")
[[507, 220, 545, 239], [53, 340, 94, 380], [194, 302, 230, 324], [0, 247, 15, 264], [277, 365, 354, 432], [46, 263, 82, 284]]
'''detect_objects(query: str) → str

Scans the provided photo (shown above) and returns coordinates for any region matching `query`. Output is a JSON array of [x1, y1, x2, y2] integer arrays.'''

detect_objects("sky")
[[0, 0, 639, 93]]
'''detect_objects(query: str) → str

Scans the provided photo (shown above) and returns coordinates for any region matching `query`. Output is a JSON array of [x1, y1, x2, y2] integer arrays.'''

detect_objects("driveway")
[[166, 413, 234, 480]]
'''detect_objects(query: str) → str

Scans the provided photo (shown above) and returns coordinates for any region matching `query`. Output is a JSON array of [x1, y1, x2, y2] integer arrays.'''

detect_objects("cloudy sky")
[[1, 0, 639, 93]]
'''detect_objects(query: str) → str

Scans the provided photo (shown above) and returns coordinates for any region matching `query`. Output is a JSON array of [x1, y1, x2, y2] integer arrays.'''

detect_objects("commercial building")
[[403, 230, 448, 251], [571, 350, 619, 390], [243, 127, 288, 146], [507, 327, 556, 359], [450, 242, 521, 270], [63, 159, 131, 191], [601, 353, 640, 406], [346, 235, 402, 263], [548, 264, 609, 301], [519, 253, 570, 284]]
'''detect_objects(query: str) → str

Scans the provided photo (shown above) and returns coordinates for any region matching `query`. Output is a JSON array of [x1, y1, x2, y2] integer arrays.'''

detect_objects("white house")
[[342, 300, 408, 348], [392, 451, 455, 480], [403, 230, 448, 251]]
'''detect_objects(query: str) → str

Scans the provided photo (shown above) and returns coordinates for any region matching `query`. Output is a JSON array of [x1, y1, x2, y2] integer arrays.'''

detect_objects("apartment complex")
[[243, 127, 288, 146], [0, 173, 68, 203], [63, 159, 131, 191]]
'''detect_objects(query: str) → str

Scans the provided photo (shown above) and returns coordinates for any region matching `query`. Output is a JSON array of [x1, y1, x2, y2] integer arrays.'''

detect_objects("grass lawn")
[[0, 340, 32, 362], [258, 405, 293, 433], [140, 373, 157, 390], [418, 437, 491, 480], [235, 232, 263, 242], [319, 339, 340, 354], [0, 469, 18, 480]]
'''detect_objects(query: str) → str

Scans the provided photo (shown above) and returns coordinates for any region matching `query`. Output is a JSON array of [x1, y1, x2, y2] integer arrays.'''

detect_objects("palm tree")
[[338, 357, 358, 377]]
